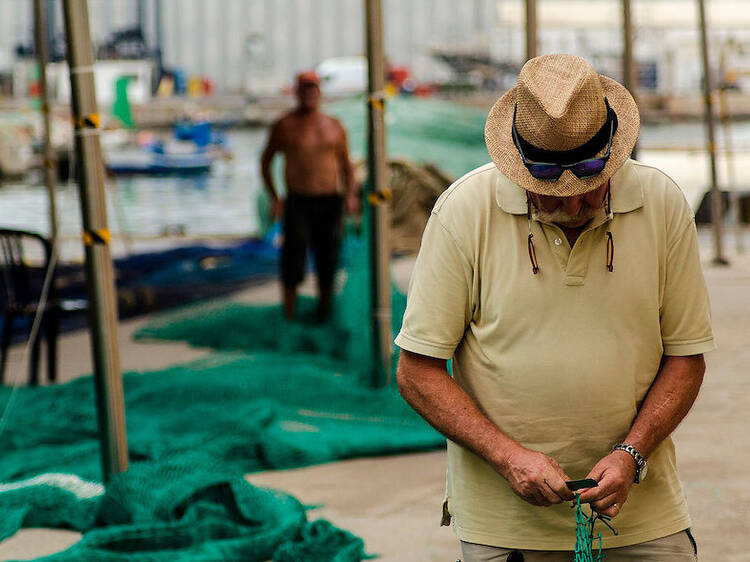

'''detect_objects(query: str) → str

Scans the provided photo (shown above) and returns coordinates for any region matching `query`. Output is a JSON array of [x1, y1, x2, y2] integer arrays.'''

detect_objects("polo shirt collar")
[[494, 159, 644, 215]]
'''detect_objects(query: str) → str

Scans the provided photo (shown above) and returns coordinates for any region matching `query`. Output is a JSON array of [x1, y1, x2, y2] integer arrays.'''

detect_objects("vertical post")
[[137, 0, 147, 33], [33, 0, 58, 244], [621, 0, 638, 159], [46, 0, 56, 59], [154, 0, 164, 81], [525, 0, 537, 61], [717, 44, 743, 253], [62, 0, 129, 482], [697, 0, 728, 265], [365, 0, 392, 387]]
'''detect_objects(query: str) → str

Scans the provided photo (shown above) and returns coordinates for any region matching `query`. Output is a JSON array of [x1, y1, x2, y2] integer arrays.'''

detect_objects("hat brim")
[[484, 75, 640, 197]]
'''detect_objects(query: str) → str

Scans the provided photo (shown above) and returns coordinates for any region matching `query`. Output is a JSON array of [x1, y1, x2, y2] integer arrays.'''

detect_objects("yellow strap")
[[368, 90, 388, 112], [75, 113, 100, 129], [367, 187, 392, 205], [82, 229, 111, 246]]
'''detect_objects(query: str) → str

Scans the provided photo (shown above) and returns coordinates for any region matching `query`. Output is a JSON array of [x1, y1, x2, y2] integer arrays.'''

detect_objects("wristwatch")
[[612, 443, 648, 483]]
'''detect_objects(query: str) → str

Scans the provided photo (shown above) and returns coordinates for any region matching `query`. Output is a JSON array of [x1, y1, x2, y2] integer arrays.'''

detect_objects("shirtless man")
[[261, 71, 356, 321]]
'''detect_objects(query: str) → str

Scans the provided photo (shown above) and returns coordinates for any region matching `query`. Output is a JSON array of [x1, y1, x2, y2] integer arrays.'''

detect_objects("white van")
[[315, 57, 368, 96]]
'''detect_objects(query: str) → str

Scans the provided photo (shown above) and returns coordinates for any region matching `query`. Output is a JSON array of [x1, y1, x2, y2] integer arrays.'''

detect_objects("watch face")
[[639, 462, 648, 482]]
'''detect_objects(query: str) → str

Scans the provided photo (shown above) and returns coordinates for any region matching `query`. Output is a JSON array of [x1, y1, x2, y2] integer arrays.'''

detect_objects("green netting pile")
[[0, 209, 442, 560], [135, 232, 406, 384], [0, 345, 440, 560], [328, 95, 489, 179]]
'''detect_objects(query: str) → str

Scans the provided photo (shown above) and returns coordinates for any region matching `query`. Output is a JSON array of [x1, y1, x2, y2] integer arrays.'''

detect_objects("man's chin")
[[557, 218, 591, 228]]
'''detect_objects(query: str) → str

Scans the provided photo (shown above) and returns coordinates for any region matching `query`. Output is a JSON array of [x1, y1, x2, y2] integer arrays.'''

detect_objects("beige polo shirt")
[[395, 159, 715, 550]]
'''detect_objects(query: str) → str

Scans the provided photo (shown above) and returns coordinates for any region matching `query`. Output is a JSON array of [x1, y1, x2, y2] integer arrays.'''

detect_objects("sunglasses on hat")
[[512, 100, 615, 181]]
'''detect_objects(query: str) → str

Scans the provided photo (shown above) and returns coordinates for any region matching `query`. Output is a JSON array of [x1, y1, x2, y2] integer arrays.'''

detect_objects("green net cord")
[[573, 494, 607, 562]]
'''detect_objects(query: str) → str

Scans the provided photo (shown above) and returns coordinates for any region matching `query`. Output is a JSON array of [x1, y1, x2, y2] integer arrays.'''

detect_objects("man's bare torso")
[[273, 110, 346, 197]]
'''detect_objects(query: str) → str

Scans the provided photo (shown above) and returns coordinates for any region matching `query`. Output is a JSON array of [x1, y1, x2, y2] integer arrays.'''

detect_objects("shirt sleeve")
[[395, 213, 474, 360], [660, 218, 716, 356]]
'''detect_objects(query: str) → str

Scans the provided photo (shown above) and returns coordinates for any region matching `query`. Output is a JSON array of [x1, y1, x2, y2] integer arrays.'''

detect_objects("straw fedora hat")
[[485, 54, 640, 197]]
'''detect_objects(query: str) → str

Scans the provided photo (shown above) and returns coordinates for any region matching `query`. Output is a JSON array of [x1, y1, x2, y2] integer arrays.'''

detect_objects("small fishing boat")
[[106, 142, 214, 175], [105, 121, 227, 176]]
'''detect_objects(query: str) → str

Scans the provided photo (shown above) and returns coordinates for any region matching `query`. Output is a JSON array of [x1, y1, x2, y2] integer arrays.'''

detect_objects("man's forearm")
[[398, 350, 577, 505], [396, 351, 520, 473], [342, 161, 355, 196], [261, 162, 278, 201], [623, 354, 705, 458]]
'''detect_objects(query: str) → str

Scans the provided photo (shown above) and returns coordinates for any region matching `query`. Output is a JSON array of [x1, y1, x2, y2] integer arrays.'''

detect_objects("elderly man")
[[396, 54, 714, 561], [261, 71, 356, 321]]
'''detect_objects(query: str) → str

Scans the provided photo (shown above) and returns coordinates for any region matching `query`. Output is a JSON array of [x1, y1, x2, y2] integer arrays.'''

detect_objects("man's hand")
[[498, 447, 575, 507], [345, 191, 360, 215], [577, 450, 636, 518], [270, 197, 284, 221]]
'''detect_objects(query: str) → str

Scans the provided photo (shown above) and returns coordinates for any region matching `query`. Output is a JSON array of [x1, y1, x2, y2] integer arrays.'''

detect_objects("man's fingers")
[[546, 473, 575, 501], [532, 489, 554, 506], [544, 477, 573, 502], [593, 495, 624, 518], [590, 491, 619, 512], [538, 482, 562, 505], [578, 474, 618, 503]]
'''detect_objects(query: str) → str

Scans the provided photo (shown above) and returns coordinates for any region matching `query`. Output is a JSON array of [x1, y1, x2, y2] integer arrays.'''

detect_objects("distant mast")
[[33, 0, 57, 243], [696, 0, 728, 265]]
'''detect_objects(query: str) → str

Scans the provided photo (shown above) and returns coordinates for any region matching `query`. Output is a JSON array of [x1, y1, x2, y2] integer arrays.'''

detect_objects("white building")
[[1, 0, 749, 96], [11, 59, 154, 106], [494, 0, 750, 95]]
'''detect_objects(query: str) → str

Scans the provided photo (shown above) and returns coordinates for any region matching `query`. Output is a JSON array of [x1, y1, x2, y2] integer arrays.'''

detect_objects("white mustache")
[[534, 206, 600, 227]]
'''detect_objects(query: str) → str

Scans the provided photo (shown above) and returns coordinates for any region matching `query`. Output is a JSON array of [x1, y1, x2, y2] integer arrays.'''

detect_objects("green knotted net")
[[0, 207, 442, 561]]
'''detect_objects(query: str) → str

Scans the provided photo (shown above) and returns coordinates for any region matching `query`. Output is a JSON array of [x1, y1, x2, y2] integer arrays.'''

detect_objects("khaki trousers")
[[460, 530, 698, 562]]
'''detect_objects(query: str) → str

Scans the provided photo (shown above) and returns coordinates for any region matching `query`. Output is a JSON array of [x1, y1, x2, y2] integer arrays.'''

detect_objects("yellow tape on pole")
[[82, 228, 111, 246], [74, 113, 101, 129]]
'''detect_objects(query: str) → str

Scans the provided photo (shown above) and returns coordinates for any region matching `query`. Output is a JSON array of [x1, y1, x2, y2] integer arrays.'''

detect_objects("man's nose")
[[561, 195, 584, 216]]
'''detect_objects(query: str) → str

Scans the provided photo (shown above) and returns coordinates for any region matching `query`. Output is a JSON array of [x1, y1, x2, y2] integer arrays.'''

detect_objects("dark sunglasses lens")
[[528, 164, 563, 180], [571, 159, 607, 178]]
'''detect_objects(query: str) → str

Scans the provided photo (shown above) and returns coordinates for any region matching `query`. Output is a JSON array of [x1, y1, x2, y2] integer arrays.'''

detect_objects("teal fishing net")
[[0, 346, 441, 560], [134, 231, 406, 384], [327, 96, 489, 179], [0, 206, 440, 560], [572, 494, 619, 561]]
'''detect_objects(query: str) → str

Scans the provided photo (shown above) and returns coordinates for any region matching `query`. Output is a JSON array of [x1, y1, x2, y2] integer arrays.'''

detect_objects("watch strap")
[[612, 443, 646, 483]]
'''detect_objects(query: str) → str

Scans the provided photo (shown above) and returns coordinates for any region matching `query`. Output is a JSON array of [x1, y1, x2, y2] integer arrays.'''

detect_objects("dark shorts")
[[281, 192, 343, 288]]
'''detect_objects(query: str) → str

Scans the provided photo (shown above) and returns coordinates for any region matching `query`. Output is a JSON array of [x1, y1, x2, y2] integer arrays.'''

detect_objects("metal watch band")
[[612, 443, 647, 483]]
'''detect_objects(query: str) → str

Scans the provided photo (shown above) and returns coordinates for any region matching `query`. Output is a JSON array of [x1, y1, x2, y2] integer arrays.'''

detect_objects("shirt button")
[[554, 238, 562, 246]]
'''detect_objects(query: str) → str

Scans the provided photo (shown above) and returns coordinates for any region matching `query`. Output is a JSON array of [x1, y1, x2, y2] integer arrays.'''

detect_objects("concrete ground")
[[0, 238, 748, 561]]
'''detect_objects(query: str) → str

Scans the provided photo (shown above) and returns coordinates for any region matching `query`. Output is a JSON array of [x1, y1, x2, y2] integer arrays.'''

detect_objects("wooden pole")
[[137, 0, 147, 33], [621, 0, 638, 159], [525, 0, 537, 61], [697, 0, 728, 265], [155, 0, 164, 80], [717, 44, 743, 253], [33, 0, 58, 244], [62, 0, 129, 481], [365, 0, 392, 387], [45, 0, 56, 58]]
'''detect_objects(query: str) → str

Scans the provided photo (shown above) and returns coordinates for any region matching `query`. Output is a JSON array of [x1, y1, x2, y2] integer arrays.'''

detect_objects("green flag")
[[112, 76, 134, 128]]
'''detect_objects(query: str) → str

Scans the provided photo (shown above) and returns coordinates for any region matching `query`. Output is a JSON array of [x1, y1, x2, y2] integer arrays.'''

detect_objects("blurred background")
[[0, 1, 748, 561], [1, 0, 749, 261]]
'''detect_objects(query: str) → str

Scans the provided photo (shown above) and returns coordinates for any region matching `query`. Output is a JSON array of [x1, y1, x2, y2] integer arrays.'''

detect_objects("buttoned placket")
[[531, 208, 614, 286]]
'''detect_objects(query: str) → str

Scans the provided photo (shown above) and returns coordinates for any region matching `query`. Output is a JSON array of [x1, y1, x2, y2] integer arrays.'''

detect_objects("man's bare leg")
[[317, 279, 333, 323], [283, 285, 297, 320]]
